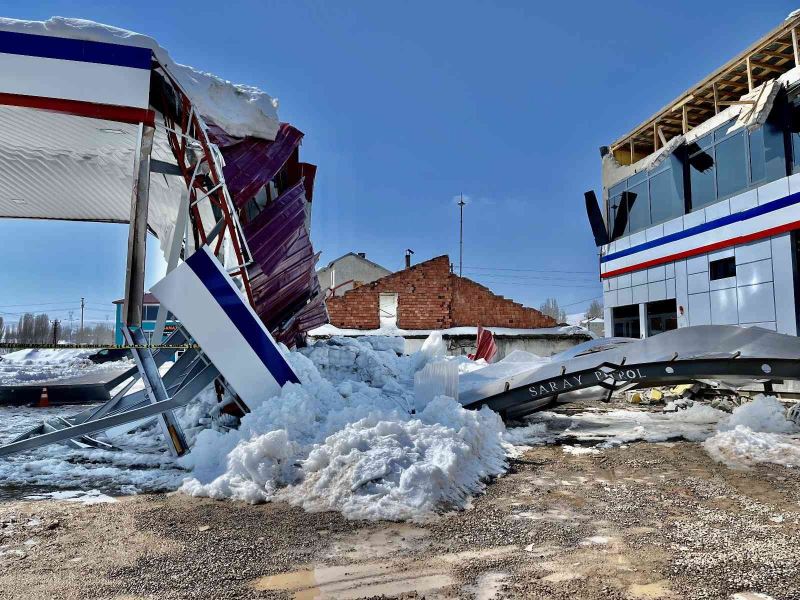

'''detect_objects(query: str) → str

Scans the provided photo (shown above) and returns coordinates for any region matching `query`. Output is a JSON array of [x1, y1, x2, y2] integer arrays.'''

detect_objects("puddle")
[[251, 560, 454, 599], [628, 580, 676, 598]]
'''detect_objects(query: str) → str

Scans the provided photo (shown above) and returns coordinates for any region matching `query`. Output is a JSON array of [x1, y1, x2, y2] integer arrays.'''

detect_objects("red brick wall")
[[326, 255, 556, 330], [450, 277, 556, 328]]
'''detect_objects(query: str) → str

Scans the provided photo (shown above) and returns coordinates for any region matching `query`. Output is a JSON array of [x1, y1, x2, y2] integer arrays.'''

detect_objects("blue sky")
[[0, 0, 795, 325]]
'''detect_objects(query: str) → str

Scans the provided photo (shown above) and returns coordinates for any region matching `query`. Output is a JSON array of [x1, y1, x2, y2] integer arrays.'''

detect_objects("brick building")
[[326, 255, 556, 330]]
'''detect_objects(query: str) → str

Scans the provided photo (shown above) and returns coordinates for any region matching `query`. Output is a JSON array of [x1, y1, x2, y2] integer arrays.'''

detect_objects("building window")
[[709, 256, 736, 280], [646, 299, 678, 337], [143, 305, 159, 322], [612, 304, 640, 338]]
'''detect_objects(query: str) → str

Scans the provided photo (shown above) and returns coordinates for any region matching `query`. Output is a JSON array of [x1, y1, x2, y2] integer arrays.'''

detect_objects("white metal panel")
[[736, 258, 773, 286], [756, 177, 789, 206], [704, 198, 730, 221], [151, 247, 298, 405], [730, 189, 758, 214], [647, 265, 666, 282], [675, 260, 689, 327], [615, 236, 630, 251], [708, 248, 734, 262], [617, 286, 633, 306], [770, 234, 797, 336], [709, 276, 736, 291], [648, 280, 667, 301], [665, 262, 675, 278], [663, 217, 683, 236], [604, 289, 618, 308], [788, 172, 800, 195], [710, 288, 738, 325], [666, 278, 676, 298], [617, 273, 632, 288], [0, 52, 150, 109], [603, 279, 611, 292], [688, 293, 711, 325], [683, 209, 705, 229], [645, 224, 664, 241], [686, 254, 708, 275], [632, 284, 648, 304], [629, 231, 647, 247], [737, 283, 776, 323], [735, 238, 772, 264], [631, 270, 648, 286]]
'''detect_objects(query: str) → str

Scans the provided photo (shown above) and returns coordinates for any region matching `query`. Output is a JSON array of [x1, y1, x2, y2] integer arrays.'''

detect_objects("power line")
[[464, 265, 597, 274], [560, 294, 603, 308]]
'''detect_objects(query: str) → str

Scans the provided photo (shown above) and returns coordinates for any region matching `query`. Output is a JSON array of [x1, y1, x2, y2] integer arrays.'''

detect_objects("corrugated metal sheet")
[[214, 124, 327, 346], [216, 123, 304, 209]]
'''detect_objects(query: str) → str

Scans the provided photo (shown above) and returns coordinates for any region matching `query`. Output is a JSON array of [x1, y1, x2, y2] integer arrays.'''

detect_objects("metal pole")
[[458, 193, 466, 277], [80, 298, 84, 337], [123, 123, 155, 327]]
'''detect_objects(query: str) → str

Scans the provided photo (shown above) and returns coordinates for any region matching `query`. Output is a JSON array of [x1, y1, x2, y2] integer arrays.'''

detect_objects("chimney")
[[357, 252, 366, 258], [405, 248, 414, 269]]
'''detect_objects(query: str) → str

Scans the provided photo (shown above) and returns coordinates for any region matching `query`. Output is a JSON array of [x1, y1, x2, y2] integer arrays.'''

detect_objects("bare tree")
[[33, 314, 50, 344], [539, 297, 566, 323], [585, 299, 603, 320], [17, 313, 34, 344], [0, 316, 4, 342]]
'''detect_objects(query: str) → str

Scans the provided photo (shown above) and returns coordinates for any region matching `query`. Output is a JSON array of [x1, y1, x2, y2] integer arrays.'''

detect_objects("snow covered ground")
[[0, 336, 799, 521], [0, 349, 133, 386]]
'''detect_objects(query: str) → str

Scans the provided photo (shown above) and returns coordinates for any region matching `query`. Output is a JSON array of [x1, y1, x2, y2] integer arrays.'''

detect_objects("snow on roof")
[[309, 323, 595, 339], [0, 16, 280, 140]]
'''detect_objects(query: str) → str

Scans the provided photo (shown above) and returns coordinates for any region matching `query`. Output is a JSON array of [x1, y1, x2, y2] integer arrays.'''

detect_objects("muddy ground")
[[1, 437, 799, 600]]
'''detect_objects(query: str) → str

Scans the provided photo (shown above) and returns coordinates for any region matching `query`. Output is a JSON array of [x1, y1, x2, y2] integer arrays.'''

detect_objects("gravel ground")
[[1, 408, 799, 599]]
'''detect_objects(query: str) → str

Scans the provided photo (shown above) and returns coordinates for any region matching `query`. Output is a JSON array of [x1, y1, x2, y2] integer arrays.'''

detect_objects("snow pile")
[[703, 396, 800, 469], [0, 348, 132, 385], [0, 17, 280, 140], [178, 335, 508, 520]]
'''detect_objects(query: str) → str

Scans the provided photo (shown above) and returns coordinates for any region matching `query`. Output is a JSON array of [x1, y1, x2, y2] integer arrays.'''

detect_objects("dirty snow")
[[0, 349, 132, 385], [2, 337, 800, 520]]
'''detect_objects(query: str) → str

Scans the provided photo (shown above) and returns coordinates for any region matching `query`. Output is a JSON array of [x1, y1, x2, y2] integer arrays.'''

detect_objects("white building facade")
[[317, 252, 392, 298], [597, 13, 800, 339]]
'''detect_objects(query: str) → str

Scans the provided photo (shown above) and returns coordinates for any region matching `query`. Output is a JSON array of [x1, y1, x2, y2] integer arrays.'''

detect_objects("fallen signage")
[[461, 325, 800, 420]]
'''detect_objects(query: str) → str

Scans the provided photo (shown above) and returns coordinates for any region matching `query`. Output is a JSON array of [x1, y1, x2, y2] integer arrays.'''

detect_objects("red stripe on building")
[[601, 219, 800, 279], [0, 92, 155, 126]]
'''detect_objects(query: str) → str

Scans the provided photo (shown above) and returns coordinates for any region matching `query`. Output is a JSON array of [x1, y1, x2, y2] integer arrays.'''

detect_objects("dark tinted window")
[[709, 256, 736, 280], [649, 166, 683, 223], [689, 147, 716, 210], [715, 132, 748, 199], [143, 305, 159, 321], [626, 181, 650, 233], [749, 127, 766, 183]]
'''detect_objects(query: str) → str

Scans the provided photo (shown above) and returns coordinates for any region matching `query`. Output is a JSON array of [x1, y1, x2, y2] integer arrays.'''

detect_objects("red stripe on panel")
[[0, 92, 154, 126], [601, 219, 800, 279]]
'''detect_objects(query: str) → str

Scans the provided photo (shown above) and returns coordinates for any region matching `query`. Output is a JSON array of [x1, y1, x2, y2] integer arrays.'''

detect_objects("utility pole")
[[458, 193, 466, 277], [52, 319, 60, 346], [80, 297, 85, 338]]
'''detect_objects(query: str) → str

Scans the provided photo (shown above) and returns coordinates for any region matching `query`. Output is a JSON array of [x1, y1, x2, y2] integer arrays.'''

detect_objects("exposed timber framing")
[[610, 11, 800, 164]]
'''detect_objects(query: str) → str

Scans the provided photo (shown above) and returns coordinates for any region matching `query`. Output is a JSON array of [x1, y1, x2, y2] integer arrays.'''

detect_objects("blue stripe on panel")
[[0, 30, 152, 69], [602, 190, 800, 264], [187, 249, 300, 386]]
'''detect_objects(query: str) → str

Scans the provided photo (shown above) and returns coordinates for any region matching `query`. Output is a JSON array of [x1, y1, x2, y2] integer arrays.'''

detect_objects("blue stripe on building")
[[602, 190, 800, 264], [0, 30, 152, 69], [187, 249, 300, 386]]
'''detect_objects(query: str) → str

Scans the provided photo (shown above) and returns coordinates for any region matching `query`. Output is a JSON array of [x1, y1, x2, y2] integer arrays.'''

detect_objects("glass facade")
[[607, 102, 790, 241]]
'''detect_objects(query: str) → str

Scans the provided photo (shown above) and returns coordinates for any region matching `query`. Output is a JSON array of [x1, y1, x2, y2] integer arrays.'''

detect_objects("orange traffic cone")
[[36, 387, 49, 408]]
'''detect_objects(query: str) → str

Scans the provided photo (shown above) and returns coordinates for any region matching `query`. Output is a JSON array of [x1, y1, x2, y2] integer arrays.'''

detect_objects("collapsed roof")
[[0, 16, 326, 344]]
